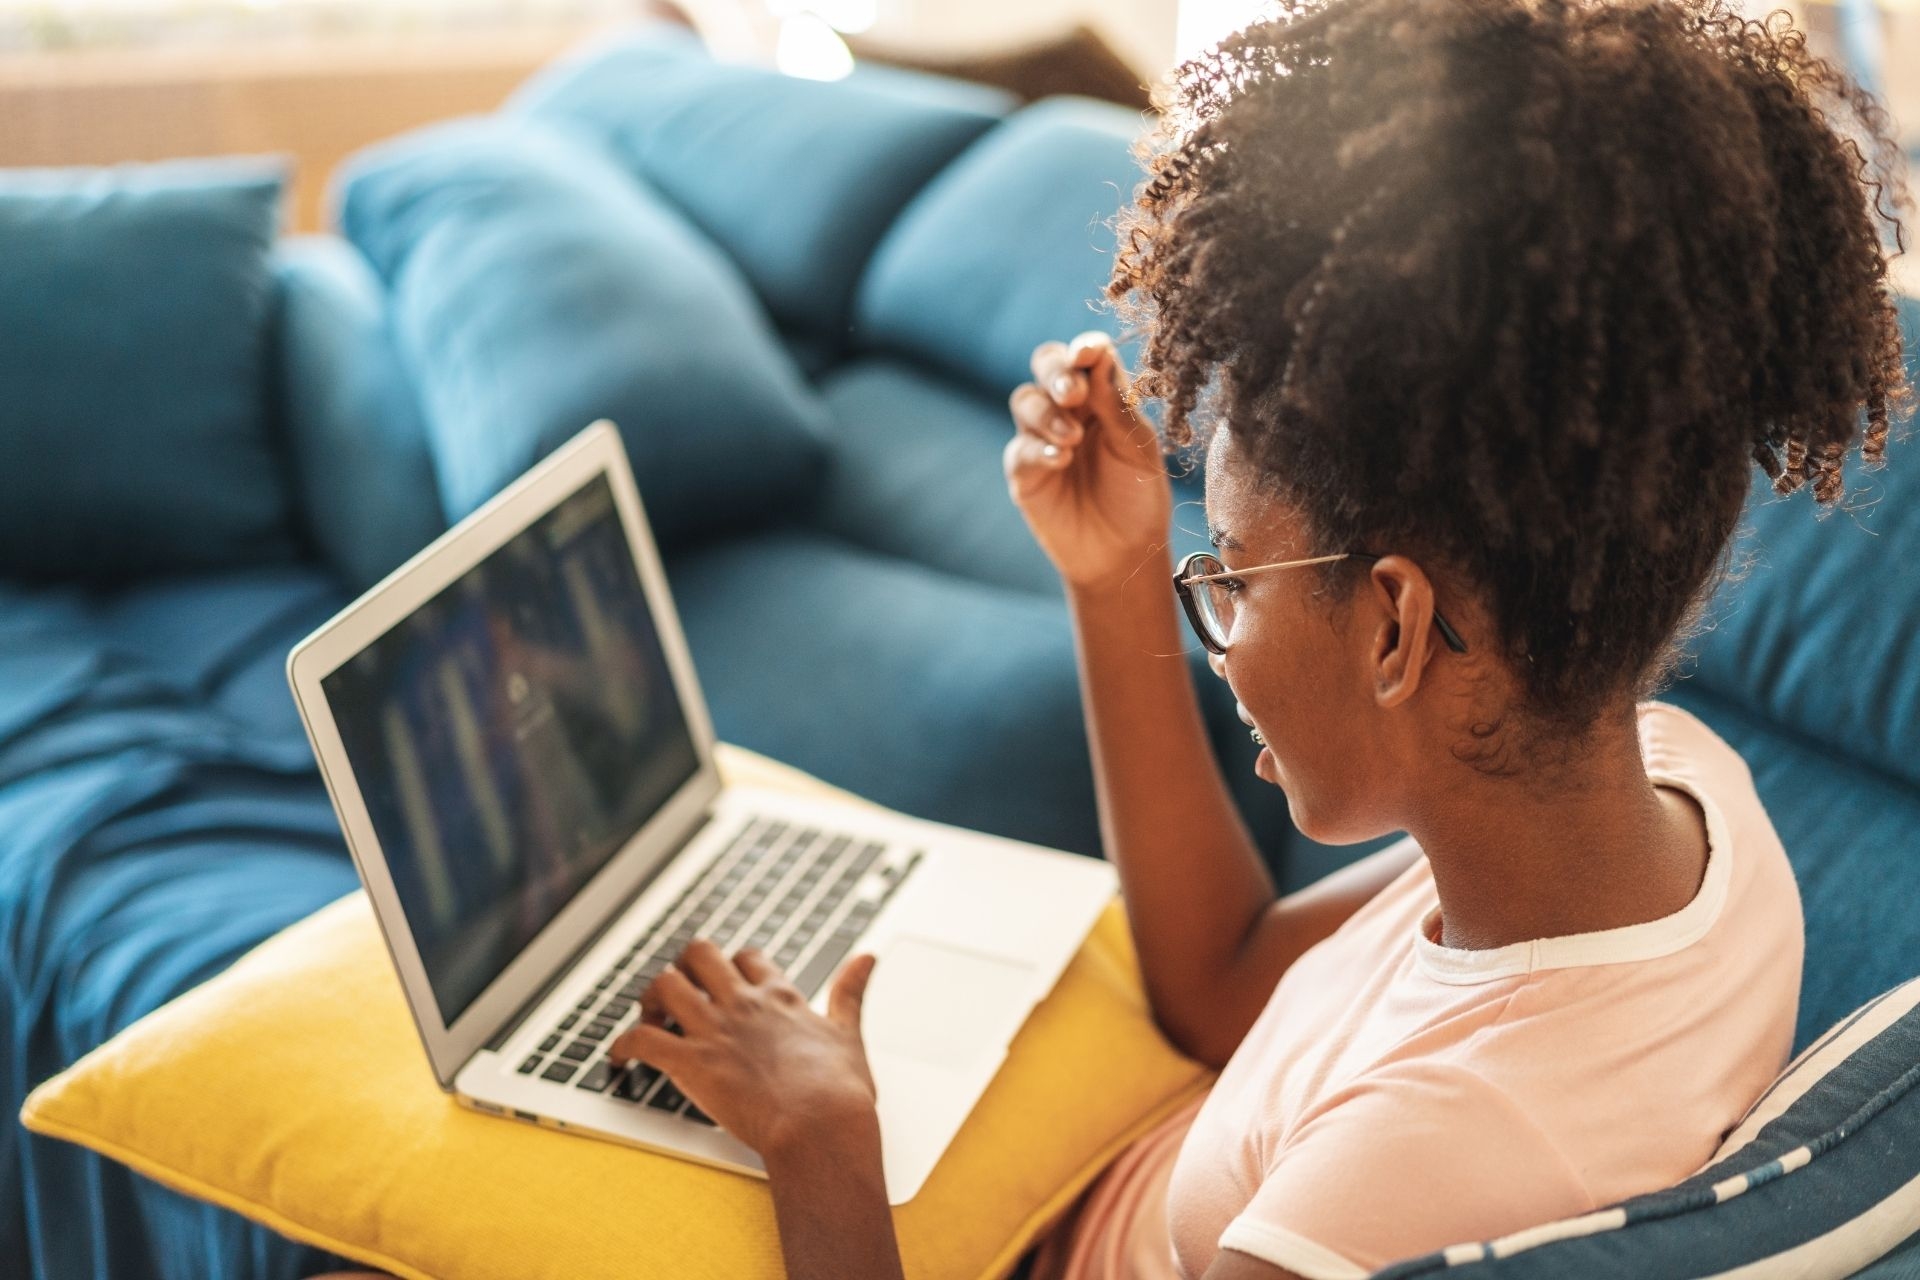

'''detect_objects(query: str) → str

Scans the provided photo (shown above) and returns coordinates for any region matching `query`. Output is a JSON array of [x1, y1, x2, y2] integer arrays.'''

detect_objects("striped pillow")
[[1373, 978, 1920, 1279]]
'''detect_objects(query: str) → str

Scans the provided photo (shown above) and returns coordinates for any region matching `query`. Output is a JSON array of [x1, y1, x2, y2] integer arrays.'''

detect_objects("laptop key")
[[617, 1063, 661, 1101], [518, 1054, 543, 1074], [684, 1103, 718, 1126], [539, 1034, 561, 1052], [559, 1040, 595, 1062], [793, 933, 861, 997], [576, 1061, 615, 1093], [542, 1061, 577, 1084], [647, 1079, 688, 1113], [558, 1014, 579, 1031], [600, 1000, 632, 1021], [580, 1020, 614, 1042]]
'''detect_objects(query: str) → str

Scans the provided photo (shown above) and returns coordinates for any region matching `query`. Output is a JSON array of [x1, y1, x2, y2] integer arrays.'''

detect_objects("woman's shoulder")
[[1636, 699, 1754, 787]]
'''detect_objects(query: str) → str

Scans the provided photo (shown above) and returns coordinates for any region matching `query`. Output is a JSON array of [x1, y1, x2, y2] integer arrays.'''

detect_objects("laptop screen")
[[321, 473, 701, 1026]]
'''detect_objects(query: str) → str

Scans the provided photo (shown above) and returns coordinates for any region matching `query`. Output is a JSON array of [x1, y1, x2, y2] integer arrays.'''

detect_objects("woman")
[[322, 0, 1910, 1275]]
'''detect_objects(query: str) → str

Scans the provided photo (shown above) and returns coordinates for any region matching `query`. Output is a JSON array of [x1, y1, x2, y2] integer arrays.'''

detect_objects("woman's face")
[[1202, 430, 1404, 843]]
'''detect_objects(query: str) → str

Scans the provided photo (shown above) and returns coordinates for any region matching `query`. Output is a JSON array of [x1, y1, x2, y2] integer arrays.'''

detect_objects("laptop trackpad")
[[861, 936, 1038, 1067]]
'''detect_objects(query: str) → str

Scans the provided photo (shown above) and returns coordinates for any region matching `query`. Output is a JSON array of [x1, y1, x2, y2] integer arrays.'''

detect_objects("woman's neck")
[[1405, 717, 1711, 952]]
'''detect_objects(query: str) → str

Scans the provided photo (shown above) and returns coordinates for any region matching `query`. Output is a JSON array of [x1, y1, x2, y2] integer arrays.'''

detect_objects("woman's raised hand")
[[1004, 331, 1172, 593]]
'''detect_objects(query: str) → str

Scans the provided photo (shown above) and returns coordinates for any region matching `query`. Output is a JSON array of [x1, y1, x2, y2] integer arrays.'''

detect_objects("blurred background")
[[2, 0, 1913, 277]]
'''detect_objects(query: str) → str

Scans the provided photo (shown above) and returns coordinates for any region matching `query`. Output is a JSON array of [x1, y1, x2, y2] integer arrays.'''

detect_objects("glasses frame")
[[1173, 550, 1470, 657]]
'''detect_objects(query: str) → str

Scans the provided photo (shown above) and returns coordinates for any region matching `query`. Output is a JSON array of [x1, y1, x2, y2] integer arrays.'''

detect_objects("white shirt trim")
[[1219, 1216, 1370, 1279], [1412, 767, 1734, 985]]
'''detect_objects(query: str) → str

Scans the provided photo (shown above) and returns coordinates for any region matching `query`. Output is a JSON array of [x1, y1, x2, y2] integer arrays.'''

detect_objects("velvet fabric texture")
[[0, 157, 296, 581]]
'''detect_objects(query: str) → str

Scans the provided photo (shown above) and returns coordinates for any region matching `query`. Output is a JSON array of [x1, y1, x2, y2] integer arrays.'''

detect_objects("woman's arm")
[[1008, 337, 1408, 1072], [609, 940, 908, 1280], [1067, 560, 1276, 1068], [761, 1108, 904, 1280]]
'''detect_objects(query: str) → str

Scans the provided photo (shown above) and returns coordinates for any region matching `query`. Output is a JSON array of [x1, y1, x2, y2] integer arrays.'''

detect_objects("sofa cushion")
[[669, 529, 1100, 854], [274, 236, 445, 591], [854, 97, 1145, 398], [19, 744, 1213, 1280], [0, 156, 297, 582], [812, 356, 1218, 595], [1371, 977, 1920, 1279], [1664, 683, 1920, 1048], [1684, 294, 1920, 788], [511, 24, 1012, 350], [335, 117, 829, 547], [812, 358, 1066, 596]]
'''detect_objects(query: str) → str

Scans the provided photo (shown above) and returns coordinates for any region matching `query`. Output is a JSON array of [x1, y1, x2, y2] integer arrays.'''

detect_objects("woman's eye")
[[1219, 577, 1246, 595]]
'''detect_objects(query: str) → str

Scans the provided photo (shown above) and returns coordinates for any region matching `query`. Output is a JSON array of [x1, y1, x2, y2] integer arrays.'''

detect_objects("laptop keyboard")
[[511, 815, 923, 1125]]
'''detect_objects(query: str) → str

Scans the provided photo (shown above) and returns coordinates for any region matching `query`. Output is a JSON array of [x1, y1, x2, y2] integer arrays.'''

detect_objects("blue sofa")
[[3, 23, 1918, 1280]]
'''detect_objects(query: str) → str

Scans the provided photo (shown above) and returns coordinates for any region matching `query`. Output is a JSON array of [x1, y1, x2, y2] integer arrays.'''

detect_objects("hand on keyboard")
[[607, 937, 881, 1158]]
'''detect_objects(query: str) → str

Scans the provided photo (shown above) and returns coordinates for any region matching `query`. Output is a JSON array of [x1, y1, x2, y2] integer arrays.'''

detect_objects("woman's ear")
[[1366, 557, 1439, 708]]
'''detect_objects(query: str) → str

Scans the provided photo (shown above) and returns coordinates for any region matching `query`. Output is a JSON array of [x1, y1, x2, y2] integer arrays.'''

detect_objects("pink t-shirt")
[[1029, 700, 1802, 1280]]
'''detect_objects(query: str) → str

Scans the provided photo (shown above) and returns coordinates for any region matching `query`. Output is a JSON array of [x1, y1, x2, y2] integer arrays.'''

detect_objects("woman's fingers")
[[1068, 332, 1161, 464], [1034, 330, 1120, 408], [649, 966, 717, 1032], [1033, 337, 1100, 408], [826, 953, 877, 1031], [1008, 384, 1084, 446], [1003, 431, 1074, 498], [1031, 333, 1156, 454], [674, 938, 744, 1005], [1029, 340, 1071, 397], [636, 980, 670, 1028], [733, 947, 779, 984], [609, 1020, 690, 1072], [1067, 332, 1124, 405]]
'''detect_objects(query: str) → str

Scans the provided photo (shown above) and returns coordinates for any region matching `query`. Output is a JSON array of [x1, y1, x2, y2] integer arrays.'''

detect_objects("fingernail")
[[1052, 375, 1074, 398], [1042, 443, 1060, 460]]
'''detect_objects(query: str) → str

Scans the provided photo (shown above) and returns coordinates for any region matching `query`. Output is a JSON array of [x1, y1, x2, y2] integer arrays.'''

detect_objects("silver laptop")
[[286, 420, 1116, 1204]]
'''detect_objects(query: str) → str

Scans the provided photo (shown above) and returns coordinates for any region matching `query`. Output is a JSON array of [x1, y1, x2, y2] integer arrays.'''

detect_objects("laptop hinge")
[[482, 808, 715, 1053]]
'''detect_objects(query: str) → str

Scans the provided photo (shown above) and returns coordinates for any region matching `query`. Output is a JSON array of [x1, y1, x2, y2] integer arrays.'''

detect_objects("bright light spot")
[[775, 12, 853, 80], [1176, 0, 1262, 59]]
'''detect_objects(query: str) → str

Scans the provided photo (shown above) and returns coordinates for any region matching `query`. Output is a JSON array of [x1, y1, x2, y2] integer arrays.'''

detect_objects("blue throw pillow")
[[273, 235, 445, 591], [334, 117, 829, 546], [1371, 977, 1920, 1279], [0, 156, 297, 582], [854, 97, 1145, 398], [510, 24, 1010, 350]]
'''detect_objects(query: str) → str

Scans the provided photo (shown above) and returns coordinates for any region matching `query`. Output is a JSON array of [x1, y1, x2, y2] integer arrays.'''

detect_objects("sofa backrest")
[[853, 96, 1148, 396], [1684, 293, 1920, 791], [508, 26, 1014, 365]]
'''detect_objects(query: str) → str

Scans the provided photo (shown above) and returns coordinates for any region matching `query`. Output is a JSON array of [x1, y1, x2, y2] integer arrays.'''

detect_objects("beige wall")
[[0, 27, 598, 232]]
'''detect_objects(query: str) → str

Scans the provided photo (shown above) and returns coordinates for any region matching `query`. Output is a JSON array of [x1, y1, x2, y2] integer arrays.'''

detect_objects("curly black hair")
[[1113, 0, 1913, 750]]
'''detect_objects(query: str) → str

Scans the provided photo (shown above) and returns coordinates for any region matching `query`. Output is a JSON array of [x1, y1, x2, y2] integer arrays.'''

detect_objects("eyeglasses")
[[1173, 550, 1470, 657]]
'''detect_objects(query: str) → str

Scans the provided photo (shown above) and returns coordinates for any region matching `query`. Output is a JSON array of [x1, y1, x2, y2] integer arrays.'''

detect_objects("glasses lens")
[[1187, 555, 1234, 650]]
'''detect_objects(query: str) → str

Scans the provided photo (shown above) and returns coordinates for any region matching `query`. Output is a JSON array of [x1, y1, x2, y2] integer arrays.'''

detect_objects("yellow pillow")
[[22, 743, 1214, 1280]]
